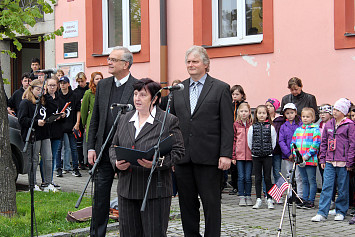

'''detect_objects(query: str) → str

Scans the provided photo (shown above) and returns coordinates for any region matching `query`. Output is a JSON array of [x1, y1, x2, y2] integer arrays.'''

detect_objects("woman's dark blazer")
[[109, 107, 185, 199]]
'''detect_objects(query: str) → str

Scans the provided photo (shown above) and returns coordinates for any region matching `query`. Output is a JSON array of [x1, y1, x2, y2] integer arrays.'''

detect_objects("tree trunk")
[[0, 64, 17, 217]]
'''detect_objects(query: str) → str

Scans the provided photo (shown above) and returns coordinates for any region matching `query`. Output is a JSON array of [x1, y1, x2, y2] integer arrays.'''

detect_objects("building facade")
[[53, 0, 355, 106]]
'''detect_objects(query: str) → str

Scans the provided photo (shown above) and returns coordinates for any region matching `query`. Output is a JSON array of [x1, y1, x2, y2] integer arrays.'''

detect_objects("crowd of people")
[[6, 46, 355, 236]]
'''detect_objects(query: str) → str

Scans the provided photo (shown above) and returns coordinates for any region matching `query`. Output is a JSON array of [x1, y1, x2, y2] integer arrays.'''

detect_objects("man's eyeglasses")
[[107, 57, 126, 63]]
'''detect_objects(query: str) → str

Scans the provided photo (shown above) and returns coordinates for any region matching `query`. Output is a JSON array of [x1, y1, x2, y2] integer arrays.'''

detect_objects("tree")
[[0, 0, 63, 217]]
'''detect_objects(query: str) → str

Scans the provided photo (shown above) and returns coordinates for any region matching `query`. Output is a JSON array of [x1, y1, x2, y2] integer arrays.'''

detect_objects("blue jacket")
[[279, 119, 302, 159]]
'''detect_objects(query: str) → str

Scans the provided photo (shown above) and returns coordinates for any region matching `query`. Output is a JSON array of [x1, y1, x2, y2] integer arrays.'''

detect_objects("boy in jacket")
[[56, 76, 82, 177]]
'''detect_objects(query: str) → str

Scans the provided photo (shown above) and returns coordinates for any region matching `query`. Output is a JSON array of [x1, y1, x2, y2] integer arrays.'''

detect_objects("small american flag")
[[268, 177, 289, 202]]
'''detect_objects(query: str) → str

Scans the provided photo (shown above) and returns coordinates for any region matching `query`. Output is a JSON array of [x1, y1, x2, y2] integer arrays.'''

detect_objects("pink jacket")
[[232, 119, 252, 161]]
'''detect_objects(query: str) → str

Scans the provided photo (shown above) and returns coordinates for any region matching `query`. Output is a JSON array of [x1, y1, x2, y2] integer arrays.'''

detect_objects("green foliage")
[[0, 192, 94, 236], [0, 0, 64, 56]]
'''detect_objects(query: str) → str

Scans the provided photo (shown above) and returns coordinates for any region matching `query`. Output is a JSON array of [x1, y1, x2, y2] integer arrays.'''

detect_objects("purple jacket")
[[279, 119, 303, 159], [319, 118, 355, 167]]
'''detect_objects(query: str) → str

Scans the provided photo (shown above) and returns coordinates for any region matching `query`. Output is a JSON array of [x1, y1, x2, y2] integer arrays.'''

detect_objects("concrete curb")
[[39, 222, 120, 237]]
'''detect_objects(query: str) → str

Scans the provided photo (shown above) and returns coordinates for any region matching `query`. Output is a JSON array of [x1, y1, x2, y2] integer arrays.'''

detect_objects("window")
[[334, 0, 355, 49], [102, 0, 141, 54], [212, 0, 263, 46], [193, 0, 273, 58]]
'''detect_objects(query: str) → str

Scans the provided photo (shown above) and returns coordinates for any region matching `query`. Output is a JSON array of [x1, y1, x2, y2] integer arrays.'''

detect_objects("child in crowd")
[[232, 102, 253, 206], [231, 85, 246, 122], [278, 103, 302, 199], [312, 98, 355, 222], [229, 85, 246, 195], [266, 98, 285, 203], [248, 105, 277, 209], [18, 79, 58, 192], [349, 106, 355, 121], [291, 108, 321, 209], [318, 104, 333, 180]]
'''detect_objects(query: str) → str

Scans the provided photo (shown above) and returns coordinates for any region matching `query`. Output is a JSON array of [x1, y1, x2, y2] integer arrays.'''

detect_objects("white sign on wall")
[[63, 21, 79, 38]]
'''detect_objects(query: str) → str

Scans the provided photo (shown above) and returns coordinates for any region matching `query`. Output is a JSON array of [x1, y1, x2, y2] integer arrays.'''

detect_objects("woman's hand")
[[321, 163, 325, 169], [38, 120, 46, 126], [231, 160, 236, 165], [116, 160, 130, 170], [288, 154, 294, 162], [137, 159, 153, 169]]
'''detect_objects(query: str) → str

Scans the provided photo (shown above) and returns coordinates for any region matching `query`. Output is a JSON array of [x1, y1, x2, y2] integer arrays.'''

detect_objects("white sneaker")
[[267, 198, 274, 209], [239, 196, 246, 206], [246, 196, 253, 206], [334, 214, 344, 221], [253, 198, 262, 209], [311, 214, 326, 222], [329, 209, 336, 216], [34, 185, 42, 192], [43, 184, 59, 192]]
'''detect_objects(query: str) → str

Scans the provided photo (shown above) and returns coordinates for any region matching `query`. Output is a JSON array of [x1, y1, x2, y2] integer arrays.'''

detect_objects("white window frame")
[[212, 0, 263, 46], [102, 0, 141, 54]]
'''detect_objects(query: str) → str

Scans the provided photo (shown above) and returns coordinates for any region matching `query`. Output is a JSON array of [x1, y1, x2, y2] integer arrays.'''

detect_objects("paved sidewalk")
[[17, 170, 355, 236]]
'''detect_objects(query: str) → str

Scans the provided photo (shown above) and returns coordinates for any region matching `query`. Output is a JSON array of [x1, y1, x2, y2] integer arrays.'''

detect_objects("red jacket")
[[232, 119, 252, 161]]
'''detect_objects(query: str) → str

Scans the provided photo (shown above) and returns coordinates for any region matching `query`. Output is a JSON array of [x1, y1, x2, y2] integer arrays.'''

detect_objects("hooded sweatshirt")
[[58, 88, 81, 133]]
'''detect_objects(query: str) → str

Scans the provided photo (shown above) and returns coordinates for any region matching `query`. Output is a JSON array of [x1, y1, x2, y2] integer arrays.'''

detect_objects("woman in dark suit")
[[109, 78, 185, 237]]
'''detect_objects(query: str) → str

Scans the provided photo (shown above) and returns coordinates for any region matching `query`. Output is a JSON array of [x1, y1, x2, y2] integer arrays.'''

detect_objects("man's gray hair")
[[185, 45, 210, 72], [113, 46, 133, 69]]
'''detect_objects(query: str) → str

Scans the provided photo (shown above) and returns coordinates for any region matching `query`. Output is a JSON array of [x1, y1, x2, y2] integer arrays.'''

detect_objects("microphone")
[[110, 103, 134, 111], [35, 68, 58, 74], [162, 83, 184, 92], [292, 143, 304, 165]]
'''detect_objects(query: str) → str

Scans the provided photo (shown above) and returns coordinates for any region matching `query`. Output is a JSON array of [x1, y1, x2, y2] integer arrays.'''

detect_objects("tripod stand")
[[277, 144, 304, 237]]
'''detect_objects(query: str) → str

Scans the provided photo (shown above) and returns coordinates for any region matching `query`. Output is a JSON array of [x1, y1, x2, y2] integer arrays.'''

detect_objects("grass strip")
[[0, 191, 93, 236]]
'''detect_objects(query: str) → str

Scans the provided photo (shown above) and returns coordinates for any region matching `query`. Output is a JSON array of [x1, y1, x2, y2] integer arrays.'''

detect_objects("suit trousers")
[[90, 153, 115, 237], [118, 195, 171, 237], [175, 163, 222, 237]]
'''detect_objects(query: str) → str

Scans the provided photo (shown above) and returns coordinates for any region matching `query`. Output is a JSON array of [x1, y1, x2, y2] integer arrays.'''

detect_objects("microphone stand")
[[141, 92, 173, 237], [75, 108, 126, 209], [277, 146, 304, 237], [22, 74, 48, 237]]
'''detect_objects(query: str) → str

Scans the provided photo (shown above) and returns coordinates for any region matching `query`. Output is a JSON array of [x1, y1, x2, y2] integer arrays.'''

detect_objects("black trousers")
[[90, 154, 115, 237], [175, 163, 222, 237], [253, 156, 273, 199], [118, 195, 171, 237]]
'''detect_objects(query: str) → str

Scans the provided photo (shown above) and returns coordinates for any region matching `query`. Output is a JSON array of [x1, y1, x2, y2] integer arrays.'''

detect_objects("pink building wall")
[[55, 0, 355, 108]]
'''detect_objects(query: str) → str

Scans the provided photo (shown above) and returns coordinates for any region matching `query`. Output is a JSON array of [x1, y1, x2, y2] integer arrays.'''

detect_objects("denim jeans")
[[318, 163, 349, 218], [272, 154, 282, 182], [298, 165, 317, 203], [51, 139, 61, 179], [237, 160, 253, 196], [56, 133, 79, 170]]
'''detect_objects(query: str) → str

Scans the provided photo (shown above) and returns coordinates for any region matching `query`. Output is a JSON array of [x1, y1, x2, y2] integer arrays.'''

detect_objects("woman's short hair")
[[185, 45, 210, 72], [288, 77, 303, 89], [133, 78, 162, 106]]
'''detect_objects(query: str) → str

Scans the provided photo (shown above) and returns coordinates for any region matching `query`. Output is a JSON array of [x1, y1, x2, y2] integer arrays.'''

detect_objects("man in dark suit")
[[170, 46, 234, 237], [87, 47, 138, 237]]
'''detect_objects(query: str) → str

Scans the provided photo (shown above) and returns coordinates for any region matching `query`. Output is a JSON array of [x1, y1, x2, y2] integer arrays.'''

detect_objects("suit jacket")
[[170, 74, 233, 165], [87, 75, 138, 152], [109, 107, 185, 199]]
